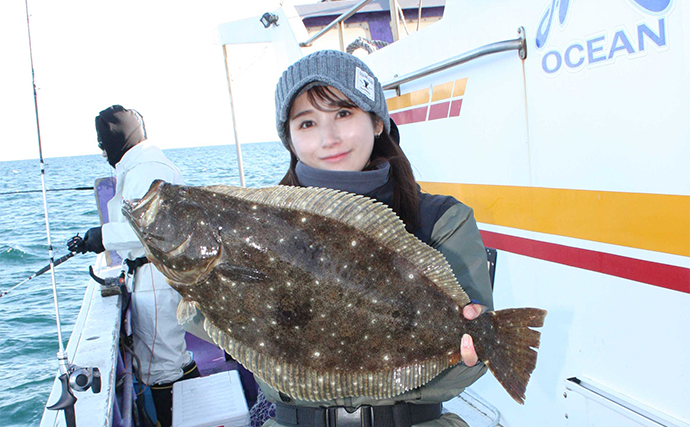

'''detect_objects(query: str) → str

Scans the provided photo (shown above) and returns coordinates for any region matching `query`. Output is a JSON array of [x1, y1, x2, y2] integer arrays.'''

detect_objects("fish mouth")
[[122, 180, 166, 230], [121, 197, 153, 248], [121, 180, 168, 267], [121, 199, 138, 223]]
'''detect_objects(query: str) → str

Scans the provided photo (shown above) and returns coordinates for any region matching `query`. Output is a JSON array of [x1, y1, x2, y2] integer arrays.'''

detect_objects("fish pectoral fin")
[[215, 263, 268, 283], [176, 298, 198, 325]]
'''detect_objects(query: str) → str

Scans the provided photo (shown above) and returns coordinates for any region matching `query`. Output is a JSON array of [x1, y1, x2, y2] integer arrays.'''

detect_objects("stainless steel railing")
[[382, 27, 526, 93], [299, 0, 374, 48]]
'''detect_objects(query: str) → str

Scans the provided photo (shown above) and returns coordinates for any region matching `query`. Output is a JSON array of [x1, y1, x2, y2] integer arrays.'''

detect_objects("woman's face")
[[288, 87, 383, 172]]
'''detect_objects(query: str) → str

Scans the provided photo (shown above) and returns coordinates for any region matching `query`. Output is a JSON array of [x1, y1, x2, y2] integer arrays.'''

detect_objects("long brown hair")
[[279, 86, 420, 233]]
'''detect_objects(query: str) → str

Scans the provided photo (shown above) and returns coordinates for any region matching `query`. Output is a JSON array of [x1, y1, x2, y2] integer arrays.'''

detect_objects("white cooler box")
[[172, 369, 250, 427]]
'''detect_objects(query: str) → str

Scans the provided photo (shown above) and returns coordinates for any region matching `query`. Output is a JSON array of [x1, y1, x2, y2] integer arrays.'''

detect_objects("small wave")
[[0, 370, 56, 427], [0, 241, 61, 268], [0, 244, 30, 263]]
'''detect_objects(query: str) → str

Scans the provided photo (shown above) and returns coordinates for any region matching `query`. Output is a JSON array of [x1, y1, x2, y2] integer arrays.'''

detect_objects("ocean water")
[[0, 142, 290, 427]]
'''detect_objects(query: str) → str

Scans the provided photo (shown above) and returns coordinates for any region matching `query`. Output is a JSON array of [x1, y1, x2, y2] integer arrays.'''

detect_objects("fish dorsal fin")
[[203, 185, 469, 307]]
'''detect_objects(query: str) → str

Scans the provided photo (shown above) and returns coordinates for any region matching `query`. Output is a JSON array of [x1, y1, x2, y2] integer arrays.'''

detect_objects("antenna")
[[24, 2, 100, 425]]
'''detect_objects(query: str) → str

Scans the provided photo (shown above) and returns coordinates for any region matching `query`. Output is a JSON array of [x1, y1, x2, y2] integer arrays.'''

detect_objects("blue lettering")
[[538, 2, 671, 75], [629, 0, 671, 13], [536, 0, 573, 49], [565, 44, 585, 67], [558, 0, 571, 25], [638, 18, 666, 51], [535, 0, 557, 49], [608, 30, 635, 58], [542, 50, 562, 73], [587, 36, 607, 63]]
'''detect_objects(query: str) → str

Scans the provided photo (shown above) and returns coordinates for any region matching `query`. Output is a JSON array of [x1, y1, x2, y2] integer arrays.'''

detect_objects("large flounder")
[[122, 180, 546, 404]]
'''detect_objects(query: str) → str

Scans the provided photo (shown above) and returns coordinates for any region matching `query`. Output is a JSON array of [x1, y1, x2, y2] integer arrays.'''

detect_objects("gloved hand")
[[67, 227, 105, 254]]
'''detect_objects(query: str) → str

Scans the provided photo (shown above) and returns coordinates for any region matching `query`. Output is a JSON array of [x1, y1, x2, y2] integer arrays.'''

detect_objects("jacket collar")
[[114, 140, 157, 174]]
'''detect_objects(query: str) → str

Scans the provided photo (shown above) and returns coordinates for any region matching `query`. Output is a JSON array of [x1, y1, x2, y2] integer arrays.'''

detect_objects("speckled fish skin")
[[122, 180, 546, 404]]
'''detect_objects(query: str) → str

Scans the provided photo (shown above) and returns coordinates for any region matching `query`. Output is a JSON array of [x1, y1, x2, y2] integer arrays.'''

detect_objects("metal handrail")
[[382, 27, 526, 92], [299, 0, 374, 47]]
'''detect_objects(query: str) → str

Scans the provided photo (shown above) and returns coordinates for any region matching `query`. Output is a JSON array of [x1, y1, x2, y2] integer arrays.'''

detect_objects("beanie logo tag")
[[355, 67, 376, 102]]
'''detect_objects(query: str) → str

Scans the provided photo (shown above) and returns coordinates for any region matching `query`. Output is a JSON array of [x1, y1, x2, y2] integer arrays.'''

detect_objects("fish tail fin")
[[469, 308, 547, 404], [176, 298, 197, 325]]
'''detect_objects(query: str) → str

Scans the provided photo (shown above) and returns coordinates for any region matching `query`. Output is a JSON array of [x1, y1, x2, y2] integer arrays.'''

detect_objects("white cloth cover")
[[102, 141, 192, 385]]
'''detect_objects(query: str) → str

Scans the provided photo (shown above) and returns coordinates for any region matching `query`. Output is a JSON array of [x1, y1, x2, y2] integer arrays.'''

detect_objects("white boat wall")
[[40, 177, 133, 427], [39, 265, 124, 427], [40, 0, 689, 426], [214, 0, 689, 426], [367, 2, 690, 426]]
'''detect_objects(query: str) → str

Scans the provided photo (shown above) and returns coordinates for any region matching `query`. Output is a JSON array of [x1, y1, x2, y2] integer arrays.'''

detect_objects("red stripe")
[[428, 102, 450, 121], [449, 99, 463, 117], [480, 230, 690, 294], [390, 106, 428, 125]]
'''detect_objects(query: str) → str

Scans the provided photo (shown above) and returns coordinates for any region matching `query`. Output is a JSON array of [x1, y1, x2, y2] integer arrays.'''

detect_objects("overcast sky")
[[1, 0, 313, 162]]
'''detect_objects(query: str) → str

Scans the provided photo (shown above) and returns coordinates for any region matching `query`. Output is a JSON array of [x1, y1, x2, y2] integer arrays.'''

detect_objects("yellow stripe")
[[387, 88, 430, 111], [431, 82, 453, 102], [420, 182, 690, 257]]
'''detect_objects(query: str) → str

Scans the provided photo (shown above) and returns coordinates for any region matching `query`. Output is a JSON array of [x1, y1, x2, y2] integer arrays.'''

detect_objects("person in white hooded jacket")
[[68, 105, 198, 427]]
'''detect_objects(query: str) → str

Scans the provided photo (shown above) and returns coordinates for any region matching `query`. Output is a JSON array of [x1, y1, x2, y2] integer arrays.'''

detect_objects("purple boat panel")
[[95, 177, 122, 267]]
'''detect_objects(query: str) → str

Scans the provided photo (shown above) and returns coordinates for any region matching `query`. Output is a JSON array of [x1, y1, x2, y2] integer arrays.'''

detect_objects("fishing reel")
[[47, 361, 101, 427], [66, 234, 85, 254], [69, 365, 101, 393]]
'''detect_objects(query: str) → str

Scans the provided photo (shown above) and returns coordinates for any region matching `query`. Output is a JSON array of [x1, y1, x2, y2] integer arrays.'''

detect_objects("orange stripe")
[[388, 78, 467, 111], [420, 182, 690, 257], [431, 82, 453, 102], [453, 78, 468, 97], [387, 88, 429, 111]]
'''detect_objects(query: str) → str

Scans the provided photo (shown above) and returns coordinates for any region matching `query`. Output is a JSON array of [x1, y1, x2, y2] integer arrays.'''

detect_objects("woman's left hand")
[[461, 304, 483, 366]]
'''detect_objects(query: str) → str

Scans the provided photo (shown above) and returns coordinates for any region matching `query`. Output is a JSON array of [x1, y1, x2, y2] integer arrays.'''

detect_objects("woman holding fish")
[[122, 50, 544, 427], [262, 49, 494, 427]]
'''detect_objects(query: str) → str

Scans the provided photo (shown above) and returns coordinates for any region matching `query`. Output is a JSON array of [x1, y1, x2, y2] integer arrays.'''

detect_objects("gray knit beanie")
[[275, 50, 390, 149]]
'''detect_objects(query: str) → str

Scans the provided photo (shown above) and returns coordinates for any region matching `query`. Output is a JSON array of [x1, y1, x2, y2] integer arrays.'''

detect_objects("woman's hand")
[[461, 304, 483, 366]]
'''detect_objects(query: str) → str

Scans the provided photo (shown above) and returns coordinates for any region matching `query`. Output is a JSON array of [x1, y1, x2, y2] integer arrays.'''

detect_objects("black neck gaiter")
[[95, 105, 147, 167], [294, 161, 394, 207]]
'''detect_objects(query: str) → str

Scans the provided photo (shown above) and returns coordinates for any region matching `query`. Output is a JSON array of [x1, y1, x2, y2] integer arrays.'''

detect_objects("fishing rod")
[[0, 186, 94, 196], [23, 2, 100, 426], [0, 252, 75, 299]]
